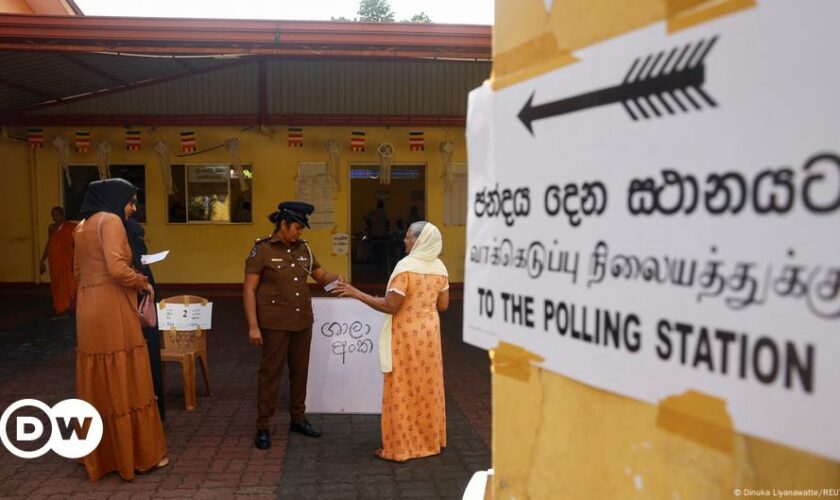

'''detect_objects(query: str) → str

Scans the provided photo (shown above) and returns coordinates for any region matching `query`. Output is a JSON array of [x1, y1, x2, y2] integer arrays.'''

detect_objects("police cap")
[[277, 201, 314, 229]]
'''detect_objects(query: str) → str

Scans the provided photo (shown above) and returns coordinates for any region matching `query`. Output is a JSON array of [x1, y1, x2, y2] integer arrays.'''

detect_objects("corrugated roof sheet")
[[33, 62, 259, 115], [0, 51, 244, 114], [70, 52, 186, 84], [267, 59, 488, 115], [1, 51, 113, 94], [28, 58, 489, 118], [0, 83, 39, 110]]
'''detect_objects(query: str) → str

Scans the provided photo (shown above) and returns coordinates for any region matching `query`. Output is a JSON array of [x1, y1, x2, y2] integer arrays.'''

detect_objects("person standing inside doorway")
[[365, 200, 391, 276], [364, 200, 390, 240], [243, 201, 345, 450], [407, 205, 422, 226], [39, 206, 78, 318]]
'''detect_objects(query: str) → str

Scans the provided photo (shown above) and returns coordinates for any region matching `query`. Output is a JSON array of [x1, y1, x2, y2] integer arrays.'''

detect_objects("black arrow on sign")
[[518, 36, 719, 135]]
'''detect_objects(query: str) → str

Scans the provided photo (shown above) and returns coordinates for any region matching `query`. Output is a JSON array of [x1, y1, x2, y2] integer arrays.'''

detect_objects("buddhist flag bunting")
[[350, 130, 366, 152], [288, 127, 303, 148], [74, 131, 91, 153], [28, 128, 44, 149], [125, 130, 141, 151], [180, 130, 196, 153], [409, 131, 425, 151]]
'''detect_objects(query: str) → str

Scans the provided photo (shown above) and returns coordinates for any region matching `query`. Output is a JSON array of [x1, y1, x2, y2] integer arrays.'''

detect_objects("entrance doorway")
[[350, 164, 426, 284]]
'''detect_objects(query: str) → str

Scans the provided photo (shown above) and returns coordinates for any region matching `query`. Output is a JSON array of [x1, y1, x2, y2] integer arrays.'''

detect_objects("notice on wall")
[[464, 1, 840, 460], [297, 162, 336, 230], [306, 298, 385, 414], [444, 163, 468, 226], [187, 165, 229, 183], [157, 302, 213, 331], [332, 232, 349, 256]]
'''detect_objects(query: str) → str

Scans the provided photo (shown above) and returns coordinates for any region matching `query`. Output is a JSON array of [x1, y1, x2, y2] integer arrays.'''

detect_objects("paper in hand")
[[141, 250, 169, 266], [324, 280, 340, 292]]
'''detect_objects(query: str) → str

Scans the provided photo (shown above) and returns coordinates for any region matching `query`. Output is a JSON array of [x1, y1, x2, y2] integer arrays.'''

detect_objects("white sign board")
[[306, 298, 385, 413], [332, 232, 349, 256], [465, 1, 840, 460], [188, 165, 229, 183], [157, 302, 213, 331]]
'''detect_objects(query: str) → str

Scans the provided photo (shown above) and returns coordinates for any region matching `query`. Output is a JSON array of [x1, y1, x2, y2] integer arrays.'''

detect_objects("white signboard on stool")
[[306, 298, 385, 414], [157, 302, 213, 331]]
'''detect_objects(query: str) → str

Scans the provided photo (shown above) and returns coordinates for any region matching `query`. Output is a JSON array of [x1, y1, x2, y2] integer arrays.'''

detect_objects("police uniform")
[[246, 228, 321, 430]]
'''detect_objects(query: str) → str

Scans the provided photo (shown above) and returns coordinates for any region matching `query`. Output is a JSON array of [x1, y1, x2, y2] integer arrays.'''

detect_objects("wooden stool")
[[159, 295, 211, 411]]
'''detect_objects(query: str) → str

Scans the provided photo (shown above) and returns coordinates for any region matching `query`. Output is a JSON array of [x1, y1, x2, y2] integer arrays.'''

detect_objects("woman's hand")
[[333, 282, 360, 299], [248, 326, 263, 346], [144, 283, 155, 300]]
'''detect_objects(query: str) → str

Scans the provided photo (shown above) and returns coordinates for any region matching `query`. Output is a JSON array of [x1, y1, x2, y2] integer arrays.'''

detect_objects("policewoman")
[[243, 201, 344, 450]]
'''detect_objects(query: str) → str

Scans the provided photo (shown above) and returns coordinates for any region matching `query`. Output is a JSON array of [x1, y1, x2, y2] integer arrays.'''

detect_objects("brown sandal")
[[137, 457, 170, 474]]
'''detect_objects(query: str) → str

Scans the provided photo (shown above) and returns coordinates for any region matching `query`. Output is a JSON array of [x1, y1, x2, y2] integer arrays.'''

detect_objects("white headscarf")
[[379, 222, 448, 373]]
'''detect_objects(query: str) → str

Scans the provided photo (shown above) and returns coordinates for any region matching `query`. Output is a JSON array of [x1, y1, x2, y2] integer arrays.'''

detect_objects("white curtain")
[[225, 138, 248, 191], [154, 141, 175, 195], [326, 139, 341, 191], [96, 141, 111, 180], [377, 143, 394, 185], [52, 136, 71, 186]]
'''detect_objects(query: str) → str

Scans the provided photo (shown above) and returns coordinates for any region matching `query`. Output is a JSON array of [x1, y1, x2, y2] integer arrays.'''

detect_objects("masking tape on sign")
[[491, 0, 755, 91], [667, 0, 756, 33], [489, 342, 545, 382], [655, 389, 735, 454], [491, 33, 577, 91]]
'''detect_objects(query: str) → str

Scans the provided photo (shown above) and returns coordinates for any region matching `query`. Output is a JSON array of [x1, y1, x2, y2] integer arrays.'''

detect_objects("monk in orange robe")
[[40, 206, 78, 316]]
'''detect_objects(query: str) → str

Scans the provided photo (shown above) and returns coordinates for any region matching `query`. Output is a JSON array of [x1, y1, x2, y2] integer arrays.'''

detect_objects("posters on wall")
[[464, 1, 840, 460], [297, 162, 336, 230], [332, 233, 349, 256], [444, 163, 468, 226]]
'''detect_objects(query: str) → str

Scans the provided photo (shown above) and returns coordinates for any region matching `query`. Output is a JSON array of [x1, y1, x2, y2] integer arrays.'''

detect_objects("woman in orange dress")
[[74, 178, 168, 481], [335, 221, 449, 462]]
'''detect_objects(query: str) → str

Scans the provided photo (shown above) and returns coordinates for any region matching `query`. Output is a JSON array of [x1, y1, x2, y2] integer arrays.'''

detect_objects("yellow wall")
[[0, 0, 34, 14], [489, 0, 840, 498], [0, 0, 77, 14], [0, 125, 468, 284], [494, 366, 840, 499], [0, 141, 37, 282]]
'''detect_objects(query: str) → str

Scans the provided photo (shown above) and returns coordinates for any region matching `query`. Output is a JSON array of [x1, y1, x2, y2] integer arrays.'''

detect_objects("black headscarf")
[[125, 218, 147, 272], [80, 178, 138, 220], [125, 217, 157, 294]]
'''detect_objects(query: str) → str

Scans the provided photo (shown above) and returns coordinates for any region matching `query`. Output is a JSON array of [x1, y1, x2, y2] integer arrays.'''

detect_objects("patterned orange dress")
[[380, 271, 449, 461]]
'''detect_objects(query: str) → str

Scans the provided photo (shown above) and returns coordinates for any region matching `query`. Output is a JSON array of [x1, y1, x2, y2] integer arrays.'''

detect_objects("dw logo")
[[0, 399, 103, 459]]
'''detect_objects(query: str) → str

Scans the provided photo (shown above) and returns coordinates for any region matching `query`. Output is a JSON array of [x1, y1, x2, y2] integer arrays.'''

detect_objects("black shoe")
[[289, 420, 321, 438], [254, 430, 271, 450]]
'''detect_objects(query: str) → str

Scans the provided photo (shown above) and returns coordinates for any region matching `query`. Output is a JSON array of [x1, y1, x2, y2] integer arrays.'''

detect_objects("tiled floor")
[[0, 290, 489, 499]]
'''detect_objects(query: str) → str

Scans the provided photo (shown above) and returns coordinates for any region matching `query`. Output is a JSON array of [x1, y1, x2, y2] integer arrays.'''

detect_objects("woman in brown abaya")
[[74, 178, 167, 481]]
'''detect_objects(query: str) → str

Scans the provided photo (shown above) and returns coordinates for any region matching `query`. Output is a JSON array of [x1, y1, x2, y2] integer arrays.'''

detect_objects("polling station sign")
[[464, 0, 839, 460]]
